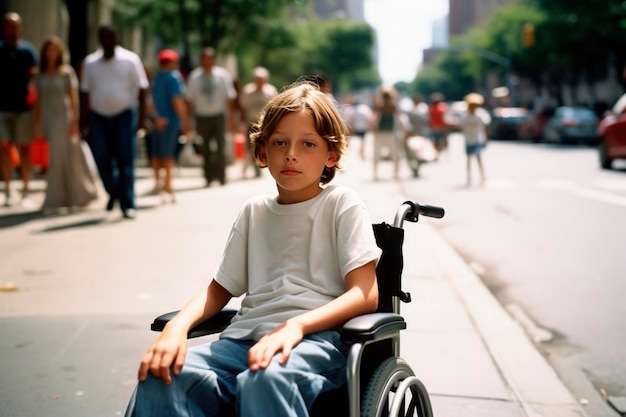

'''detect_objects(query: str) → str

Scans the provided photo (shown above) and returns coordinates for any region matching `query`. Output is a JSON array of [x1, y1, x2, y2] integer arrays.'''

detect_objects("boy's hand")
[[138, 323, 188, 384], [248, 320, 304, 371]]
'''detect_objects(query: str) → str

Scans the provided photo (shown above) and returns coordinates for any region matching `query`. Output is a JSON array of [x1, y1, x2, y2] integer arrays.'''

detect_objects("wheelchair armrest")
[[339, 312, 406, 343], [151, 308, 238, 339]]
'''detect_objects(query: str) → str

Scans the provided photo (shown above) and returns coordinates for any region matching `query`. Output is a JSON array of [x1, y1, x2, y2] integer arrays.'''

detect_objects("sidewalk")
[[335, 151, 587, 417], [0, 148, 587, 417]]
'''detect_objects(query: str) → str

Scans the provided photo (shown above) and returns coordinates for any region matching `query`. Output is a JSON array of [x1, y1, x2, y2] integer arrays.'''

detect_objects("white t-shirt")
[[461, 108, 491, 146], [215, 185, 381, 341], [186, 66, 237, 116], [80, 46, 149, 116]]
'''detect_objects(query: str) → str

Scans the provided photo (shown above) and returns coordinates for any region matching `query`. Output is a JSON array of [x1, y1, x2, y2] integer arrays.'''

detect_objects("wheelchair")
[[151, 200, 445, 417]]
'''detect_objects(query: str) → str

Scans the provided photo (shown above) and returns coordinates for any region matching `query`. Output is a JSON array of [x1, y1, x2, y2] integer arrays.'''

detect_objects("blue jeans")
[[87, 109, 137, 211], [125, 331, 348, 417]]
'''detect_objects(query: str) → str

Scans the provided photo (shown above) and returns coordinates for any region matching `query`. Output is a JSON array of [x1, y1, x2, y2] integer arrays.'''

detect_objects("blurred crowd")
[[0, 11, 501, 219]]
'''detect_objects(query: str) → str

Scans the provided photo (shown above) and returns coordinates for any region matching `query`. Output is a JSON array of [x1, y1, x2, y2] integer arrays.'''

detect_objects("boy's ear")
[[258, 145, 268, 166], [326, 150, 338, 168]]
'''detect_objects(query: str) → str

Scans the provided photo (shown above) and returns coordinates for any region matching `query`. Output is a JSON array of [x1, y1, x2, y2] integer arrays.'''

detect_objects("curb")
[[421, 220, 588, 417]]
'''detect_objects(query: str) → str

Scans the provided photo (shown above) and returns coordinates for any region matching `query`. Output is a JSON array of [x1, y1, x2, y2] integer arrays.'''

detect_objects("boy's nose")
[[285, 145, 297, 161]]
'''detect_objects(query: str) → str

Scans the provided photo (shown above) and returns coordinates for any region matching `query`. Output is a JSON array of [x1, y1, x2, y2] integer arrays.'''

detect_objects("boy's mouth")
[[281, 168, 300, 175]]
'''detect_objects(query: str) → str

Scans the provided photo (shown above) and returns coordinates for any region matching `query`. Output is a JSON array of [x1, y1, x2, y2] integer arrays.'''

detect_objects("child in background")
[[125, 81, 381, 417], [461, 93, 491, 186]]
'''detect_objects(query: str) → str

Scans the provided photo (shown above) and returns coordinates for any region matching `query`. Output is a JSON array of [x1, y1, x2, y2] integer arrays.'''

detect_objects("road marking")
[[595, 179, 626, 191], [536, 178, 626, 207]]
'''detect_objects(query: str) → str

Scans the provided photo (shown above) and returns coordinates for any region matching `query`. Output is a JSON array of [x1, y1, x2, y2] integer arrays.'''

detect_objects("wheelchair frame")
[[151, 201, 444, 417]]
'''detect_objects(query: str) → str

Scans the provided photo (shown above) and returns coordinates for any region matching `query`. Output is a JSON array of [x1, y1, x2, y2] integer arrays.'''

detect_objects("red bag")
[[26, 83, 37, 107], [29, 137, 49, 170]]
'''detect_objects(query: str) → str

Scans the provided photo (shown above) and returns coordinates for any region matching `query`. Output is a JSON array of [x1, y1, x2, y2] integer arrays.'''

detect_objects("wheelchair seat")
[[150, 201, 444, 417]]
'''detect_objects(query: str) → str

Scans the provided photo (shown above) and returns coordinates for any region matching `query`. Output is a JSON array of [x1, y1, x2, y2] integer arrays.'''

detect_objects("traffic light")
[[523, 23, 535, 47]]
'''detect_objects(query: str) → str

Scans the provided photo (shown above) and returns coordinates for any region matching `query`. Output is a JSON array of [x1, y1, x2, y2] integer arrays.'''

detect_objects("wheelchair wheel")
[[361, 357, 433, 417]]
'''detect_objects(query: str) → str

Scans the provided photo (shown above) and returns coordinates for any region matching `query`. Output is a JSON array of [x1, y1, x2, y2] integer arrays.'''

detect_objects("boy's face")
[[260, 111, 338, 204]]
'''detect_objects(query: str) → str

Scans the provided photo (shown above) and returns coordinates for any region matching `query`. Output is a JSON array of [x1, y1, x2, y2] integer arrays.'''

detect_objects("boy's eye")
[[271, 139, 285, 147], [303, 141, 316, 148]]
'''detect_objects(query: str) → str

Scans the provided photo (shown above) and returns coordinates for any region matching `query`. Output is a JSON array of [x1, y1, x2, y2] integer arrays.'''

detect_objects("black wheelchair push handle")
[[416, 204, 445, 219], [394, 201, 445, 228]]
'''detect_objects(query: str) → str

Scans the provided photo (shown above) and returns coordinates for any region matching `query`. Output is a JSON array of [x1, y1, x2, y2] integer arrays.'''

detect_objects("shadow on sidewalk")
[[0, 211, 42, 229]]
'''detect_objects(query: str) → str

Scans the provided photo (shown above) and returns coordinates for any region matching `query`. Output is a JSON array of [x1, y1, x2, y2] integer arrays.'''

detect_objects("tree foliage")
[[113, 0, 378, 93], [412, 0, 626, 105]]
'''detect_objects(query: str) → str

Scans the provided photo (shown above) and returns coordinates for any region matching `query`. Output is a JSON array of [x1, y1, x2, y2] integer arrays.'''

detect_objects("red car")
[[599, 117, 626, 169]]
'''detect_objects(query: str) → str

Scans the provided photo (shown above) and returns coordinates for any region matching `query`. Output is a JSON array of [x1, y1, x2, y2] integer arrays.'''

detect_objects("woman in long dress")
[[33, 36, 97, 214]]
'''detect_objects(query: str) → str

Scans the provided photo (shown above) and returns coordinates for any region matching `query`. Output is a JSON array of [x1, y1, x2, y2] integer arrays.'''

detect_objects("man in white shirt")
[[80, 25, 149, 219], [186, 47, 237, 186]]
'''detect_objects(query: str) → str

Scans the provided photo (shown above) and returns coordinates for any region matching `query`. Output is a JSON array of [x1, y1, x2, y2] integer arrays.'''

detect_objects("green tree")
[[113, 0, 379, 93], [528, 0, 626, 92], [311, 21, 377, 93], [411, 39, 477, 102], [113, 0, 298, 71]]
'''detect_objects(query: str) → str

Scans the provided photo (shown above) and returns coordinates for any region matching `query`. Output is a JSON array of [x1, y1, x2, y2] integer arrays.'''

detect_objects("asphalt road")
[[399, 133, 626, 417]]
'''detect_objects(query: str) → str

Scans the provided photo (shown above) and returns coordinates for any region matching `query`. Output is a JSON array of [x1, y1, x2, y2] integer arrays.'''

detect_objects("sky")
[[364, 0, 448, 86]]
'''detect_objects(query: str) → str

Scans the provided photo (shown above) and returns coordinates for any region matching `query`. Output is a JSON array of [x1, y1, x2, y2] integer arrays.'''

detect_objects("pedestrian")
[[460, 92, 491, 186], [0, 12, 38, 207], [371, 86, 402, 181], [79, 25, 149, 219], [428, 92, 448, 152], [343, 95, 373, 159], [147, 49, 191, 203], [406, 94, 429, 138], [239, 66, 277, 178], [124, 81, 380, 417], [33, 36, 98, 215], [186, 47, 237, 186], [403, 93, 431, 177]]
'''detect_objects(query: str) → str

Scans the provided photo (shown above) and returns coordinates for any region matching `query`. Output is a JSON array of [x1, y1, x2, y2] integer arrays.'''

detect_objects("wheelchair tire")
[[360, 357, 433, 417]]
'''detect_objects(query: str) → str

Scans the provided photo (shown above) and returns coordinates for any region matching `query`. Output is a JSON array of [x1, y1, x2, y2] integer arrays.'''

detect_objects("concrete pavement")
[[0, 145, 588, 416]]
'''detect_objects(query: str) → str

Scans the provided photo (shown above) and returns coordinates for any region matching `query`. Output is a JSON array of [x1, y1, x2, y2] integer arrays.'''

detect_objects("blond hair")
[[250, 81, 348, 184]]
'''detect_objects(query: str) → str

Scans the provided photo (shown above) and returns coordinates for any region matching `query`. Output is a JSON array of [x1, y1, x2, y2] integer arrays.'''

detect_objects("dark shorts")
[[465, 143, 484, 155], [0, 111, 34, 145], [151, 120, 181, 158]]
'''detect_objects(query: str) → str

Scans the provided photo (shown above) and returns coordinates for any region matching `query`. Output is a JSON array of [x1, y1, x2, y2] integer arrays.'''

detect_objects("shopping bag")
[[72, 136, 98, 181], [29, 137, 49, 170]]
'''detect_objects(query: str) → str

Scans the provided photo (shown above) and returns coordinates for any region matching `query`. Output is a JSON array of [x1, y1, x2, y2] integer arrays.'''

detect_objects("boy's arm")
[[247, 261, 378, 371], [138, 279, 232, 384]]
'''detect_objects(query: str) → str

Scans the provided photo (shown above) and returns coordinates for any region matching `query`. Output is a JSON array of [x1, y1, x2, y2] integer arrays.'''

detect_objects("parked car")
[[488, 107, 529, 140], [542, 106, 600, 145], [598, 117, 626, 169], [518, 107, 553, 143]]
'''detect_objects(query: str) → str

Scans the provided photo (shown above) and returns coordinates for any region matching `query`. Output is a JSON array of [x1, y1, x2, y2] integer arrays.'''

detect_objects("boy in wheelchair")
[[125, 81, 382, 417]]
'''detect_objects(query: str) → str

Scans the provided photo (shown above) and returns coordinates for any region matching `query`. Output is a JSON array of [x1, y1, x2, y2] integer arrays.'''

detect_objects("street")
[[401, 133, 626, 417]]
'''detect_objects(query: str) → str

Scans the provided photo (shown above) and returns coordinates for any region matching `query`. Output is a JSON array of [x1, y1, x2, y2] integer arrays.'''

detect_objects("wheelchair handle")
[[394, 201, 445, 228]]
